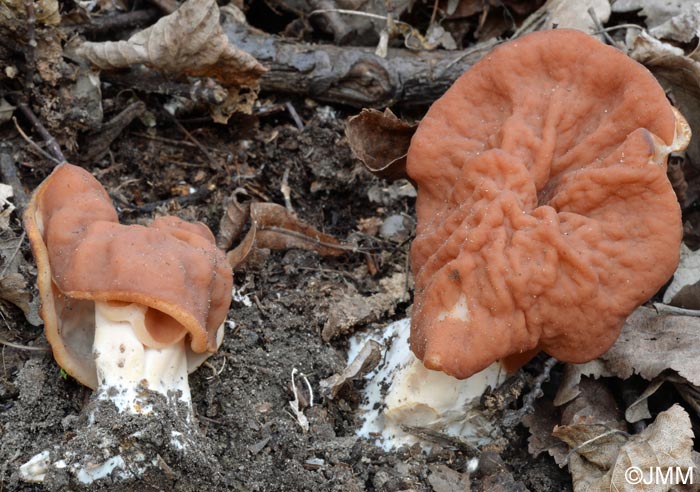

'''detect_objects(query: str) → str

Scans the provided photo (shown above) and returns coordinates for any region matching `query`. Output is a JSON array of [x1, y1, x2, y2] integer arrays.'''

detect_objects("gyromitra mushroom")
[[408, 28, 688, 379], [356, 29, 689, 449], [24, 163, 232, 412]]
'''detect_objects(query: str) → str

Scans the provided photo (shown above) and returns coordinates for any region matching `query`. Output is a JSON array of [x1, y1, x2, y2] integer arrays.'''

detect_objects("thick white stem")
[[353, 318, 506, 450], [93, 301, 190, 414]]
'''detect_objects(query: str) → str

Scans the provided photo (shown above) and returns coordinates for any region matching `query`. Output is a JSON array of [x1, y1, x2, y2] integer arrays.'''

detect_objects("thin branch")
[[11, 101, 66, 164], [0, 336, 49, 352], [12, 117, 62, 165]]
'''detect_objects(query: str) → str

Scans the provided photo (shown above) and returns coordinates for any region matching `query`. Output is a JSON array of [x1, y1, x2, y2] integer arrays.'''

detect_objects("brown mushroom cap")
[[24, 164, 233, 389], [407, 29, 689, 379]]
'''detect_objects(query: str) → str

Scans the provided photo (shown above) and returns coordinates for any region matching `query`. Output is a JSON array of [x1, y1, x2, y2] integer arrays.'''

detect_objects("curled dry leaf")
[[216, 189, 250, 251], [554, 306, 700, 406], [75, 0, 266, 122], [557, 405, 694, 492], [522, 398, 568, 465], [226, 202, 349, 270], [345, 108, 416, 181], [319, 339, 382, 399], [628, 31, 700, 167]]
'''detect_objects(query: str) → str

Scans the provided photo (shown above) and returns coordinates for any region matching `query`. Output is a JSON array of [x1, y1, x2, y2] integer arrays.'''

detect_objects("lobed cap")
[[25, 164, 233, 388], [407, 29, 690, 379]]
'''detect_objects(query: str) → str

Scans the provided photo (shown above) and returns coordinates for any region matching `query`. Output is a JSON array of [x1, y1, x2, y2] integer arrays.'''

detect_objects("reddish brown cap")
[[407, 29, 689, 379], [25, 164, 233, 388]]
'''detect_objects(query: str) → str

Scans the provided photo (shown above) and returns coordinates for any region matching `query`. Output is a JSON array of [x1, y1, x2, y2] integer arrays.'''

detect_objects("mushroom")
[[20, 163, 232, 483], [356, 29, 690, 449]]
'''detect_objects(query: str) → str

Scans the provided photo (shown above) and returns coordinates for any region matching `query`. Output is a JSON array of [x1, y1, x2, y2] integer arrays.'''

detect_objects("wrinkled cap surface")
[[407, 29, 689, 379], [25, 164, 233, 389]]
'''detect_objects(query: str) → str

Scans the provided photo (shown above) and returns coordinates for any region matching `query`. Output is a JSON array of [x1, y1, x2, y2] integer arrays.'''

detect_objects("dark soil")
[[0, 103, 570, 491]]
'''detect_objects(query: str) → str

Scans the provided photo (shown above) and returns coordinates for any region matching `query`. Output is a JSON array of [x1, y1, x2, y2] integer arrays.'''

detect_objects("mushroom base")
[[92, 301, 191, 415], [353, 319, 507, 450]]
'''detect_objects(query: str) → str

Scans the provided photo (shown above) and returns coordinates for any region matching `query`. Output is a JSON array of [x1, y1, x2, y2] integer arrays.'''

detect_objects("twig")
[[115, 189, 212, 214], [284, 102, 304, 131], [593, 24, 644, 35], [145, 0, 177, 14], [84, 101, 146, 162], [587, 7, 616, 46], [64, 9, 160, 34], [12, 101, 66, 164], [165, 111, 222, 171], [12, 117, 62, 165], [132, 132, 201, 149], [502, 357, 558, 427], [0, 336, 49, 352]]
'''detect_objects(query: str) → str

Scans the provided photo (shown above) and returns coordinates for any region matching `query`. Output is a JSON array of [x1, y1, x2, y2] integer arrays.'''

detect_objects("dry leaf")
[[664, 243, 700, 306], [226, 202, 349, 270], [217, 189, 250, 250], [627, 31, 700, 167], [554, 306, 700, 406], [553, 379, 627, 468], [544, 0, 611, 33], [427, 464, 470, 492], [650, 3, 700, 42], [518, 0, 611, 35], [559, 405, 694, 492], [522, 398, 569, 465], [321, 272, 409, 341], [345, 108, 416, 181], [75, 0, 266, 122], [319, 339, 382, 399], [0, 273, 37, 323], [612, 0, 691, 28]]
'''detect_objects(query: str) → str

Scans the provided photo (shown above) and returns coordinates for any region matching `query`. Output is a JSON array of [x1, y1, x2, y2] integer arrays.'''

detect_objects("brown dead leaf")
[[345, 108, 416, 181], [217, 189, 250, 250], [522, 398, 568, 465], [319, 339, 382, 399], [226, 202, 350, 270], [559, 405, 694, 492], [554, 306, 700, 405], [321, 272, 409, 341], [553, 379, 627, 469], [75, 0, 266, 122], [628, 32, 700, 167]]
